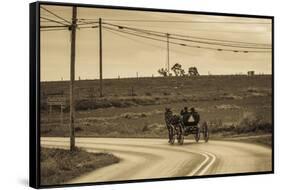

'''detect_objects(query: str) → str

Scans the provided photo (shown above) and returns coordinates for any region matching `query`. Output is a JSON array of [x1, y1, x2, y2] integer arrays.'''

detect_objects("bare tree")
[[158, 68, 169, 77], [171, 63, 185, 76]]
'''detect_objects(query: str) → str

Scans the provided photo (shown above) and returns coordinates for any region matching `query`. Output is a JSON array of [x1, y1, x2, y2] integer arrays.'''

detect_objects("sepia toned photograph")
[[32, 2, 273, 187]]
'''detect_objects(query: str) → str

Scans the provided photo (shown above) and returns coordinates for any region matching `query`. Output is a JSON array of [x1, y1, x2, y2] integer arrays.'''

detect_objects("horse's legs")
[[167, 125, 172, 142]]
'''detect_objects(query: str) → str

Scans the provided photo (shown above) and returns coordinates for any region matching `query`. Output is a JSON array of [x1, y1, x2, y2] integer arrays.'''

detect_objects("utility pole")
[[69, 6, 77, 151], [99, 18, 103, 97], [166, 33, 170, 76]]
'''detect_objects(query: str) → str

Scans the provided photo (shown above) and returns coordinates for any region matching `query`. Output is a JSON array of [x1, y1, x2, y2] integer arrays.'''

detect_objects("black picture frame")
[[30, 1, 274, 188]]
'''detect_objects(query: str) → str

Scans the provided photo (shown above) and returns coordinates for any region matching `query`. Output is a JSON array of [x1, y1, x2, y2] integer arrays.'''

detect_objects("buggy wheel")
[[194, 127, 200, 142], [202, 122, 209, 142]]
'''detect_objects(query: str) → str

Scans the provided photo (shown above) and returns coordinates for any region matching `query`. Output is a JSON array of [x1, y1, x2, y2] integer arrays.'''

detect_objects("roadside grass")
[[41, 108, 272, 140], [209, 112, 272, 147], [212, 134, 272, 147], [40, 148, 119, 185]]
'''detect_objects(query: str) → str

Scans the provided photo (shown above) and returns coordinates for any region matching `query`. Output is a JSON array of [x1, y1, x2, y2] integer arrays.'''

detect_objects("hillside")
[[40, 75, 272, 139]]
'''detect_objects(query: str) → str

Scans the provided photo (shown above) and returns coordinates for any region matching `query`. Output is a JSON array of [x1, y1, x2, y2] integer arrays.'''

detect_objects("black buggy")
[[165, 109, 209, 145]]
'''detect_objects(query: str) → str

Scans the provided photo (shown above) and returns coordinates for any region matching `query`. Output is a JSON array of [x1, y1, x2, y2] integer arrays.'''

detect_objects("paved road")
[[41, 137, 272, 184]]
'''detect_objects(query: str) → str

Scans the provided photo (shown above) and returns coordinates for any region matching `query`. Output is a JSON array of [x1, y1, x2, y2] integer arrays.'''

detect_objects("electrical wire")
[[103, 26, 271, 53], [78, 25, 99, 29], [41, 28, 69, 32], [101, 21, 271, 34], [77, 21, 99, 26], [40, 16, 70, 26], [38, 16, 271, 53], [41, 6, 71, 24], [116, 23, 270, 46], [41, 25, 69, 29], [104, 27, 167, 50], [104, 27, 200, 55], [103, 22, 271, 48], [103, 18, 271, 25]]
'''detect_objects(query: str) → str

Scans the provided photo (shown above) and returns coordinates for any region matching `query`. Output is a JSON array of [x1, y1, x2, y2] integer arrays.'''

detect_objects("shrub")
[[163, 92, 171, 96], [75, 127, 83, 132], [235, 113, 272, 134], [140, 113, 147, 117], [142, 124, 149, 132]]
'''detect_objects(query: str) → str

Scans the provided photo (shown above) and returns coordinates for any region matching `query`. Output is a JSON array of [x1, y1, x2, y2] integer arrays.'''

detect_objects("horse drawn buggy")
[[165, 108, 209, 145]]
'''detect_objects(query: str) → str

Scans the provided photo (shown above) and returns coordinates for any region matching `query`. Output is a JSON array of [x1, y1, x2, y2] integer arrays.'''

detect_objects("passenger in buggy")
[[180, 106, 189, 116], [181, 107, 200, 127], [189, 107, 200, 126]]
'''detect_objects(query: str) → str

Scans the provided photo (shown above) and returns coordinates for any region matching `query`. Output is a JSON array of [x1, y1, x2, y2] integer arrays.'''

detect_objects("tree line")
[[158, 63, 200, 77]]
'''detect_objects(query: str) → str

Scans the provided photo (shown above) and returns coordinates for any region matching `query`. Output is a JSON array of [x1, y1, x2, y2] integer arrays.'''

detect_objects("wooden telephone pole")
[[166, 33, 170, 76], [99, 18, 103, 97], [69, 6, 77, 151]]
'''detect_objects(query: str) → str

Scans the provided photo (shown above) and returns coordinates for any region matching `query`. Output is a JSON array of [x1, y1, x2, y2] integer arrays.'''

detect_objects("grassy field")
[[40, 75, 272, 139], [40, 148, 119, 185]]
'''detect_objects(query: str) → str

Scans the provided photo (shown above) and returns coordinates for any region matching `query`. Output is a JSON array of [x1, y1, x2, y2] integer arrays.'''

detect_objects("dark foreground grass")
[[40, 148, 119, 185]]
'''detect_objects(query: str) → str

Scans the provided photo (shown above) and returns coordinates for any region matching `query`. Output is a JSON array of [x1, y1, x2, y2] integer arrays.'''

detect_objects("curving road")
[[41, 137, 272, 184]]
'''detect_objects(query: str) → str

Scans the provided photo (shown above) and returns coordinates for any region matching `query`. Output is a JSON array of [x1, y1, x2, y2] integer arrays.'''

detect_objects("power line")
[[102, 22, 271, 49], [41, 20, 58, 23], [104, 28, 181, 77], [78, 18, 98, 21], [40, 20, 98, 29], [93, 27, 211, 56], [41, 25, 69, 29], [77, 21, 99, 26], [104, 28, 267, 55], [41, 28, 69, 32], [40, 26, 99, 32], [103, 27, 167, 49], [39, 19, 271, 52], [103, 18, 271, 24], [103, 26, 271, 53], [40, 17, 69, 26], [102, 22, 270, 46], [101, 21, 271, 34], [120, 24, 270, 46], [78, 18, 98, 22], [78, 25, 98, 29], [167, 34, 270, 49], [41, 6, 71, 24], [167, 32, 270, 46]]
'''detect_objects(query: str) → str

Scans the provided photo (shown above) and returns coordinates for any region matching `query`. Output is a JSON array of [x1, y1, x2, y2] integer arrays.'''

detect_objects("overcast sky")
[[40, 5, 272, 81]]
